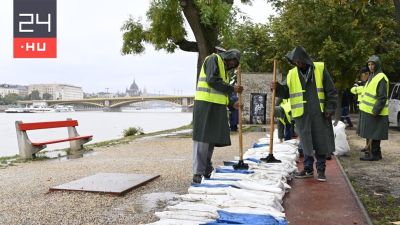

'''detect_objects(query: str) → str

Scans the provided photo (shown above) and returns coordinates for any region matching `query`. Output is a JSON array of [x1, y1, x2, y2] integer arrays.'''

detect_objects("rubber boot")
[[376, 147, 382, 160], [360, 149, 379, 161]]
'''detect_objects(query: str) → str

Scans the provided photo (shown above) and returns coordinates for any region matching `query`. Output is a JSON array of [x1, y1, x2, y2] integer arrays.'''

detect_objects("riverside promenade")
[[0, 130, 371, 225]]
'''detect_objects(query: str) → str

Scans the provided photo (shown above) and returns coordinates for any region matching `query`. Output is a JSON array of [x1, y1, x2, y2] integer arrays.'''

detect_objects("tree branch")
[[175, 39, 199, 52]]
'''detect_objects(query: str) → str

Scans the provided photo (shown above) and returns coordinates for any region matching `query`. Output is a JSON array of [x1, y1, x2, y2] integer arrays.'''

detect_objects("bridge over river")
[[18, 95, 195, 112]]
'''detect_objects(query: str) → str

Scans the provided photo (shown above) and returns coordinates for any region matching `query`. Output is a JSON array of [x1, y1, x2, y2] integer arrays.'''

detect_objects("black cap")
[[360, 67, 369, 73]]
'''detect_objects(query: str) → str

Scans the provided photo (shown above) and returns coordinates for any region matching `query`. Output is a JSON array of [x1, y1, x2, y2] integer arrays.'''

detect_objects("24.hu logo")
[[14, 0, 57, 58]]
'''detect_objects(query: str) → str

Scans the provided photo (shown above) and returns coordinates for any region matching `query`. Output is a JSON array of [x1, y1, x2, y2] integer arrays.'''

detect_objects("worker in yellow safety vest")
[[275, 98, 293, 142], [358, 55, 389, 161], [192, 49, 243, 184], [272, 46, 338, 182], [351, 67, 370, 112]]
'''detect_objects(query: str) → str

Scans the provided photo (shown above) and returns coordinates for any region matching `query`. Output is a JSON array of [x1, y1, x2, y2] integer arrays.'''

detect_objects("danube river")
[[0, 110, 192, 157]]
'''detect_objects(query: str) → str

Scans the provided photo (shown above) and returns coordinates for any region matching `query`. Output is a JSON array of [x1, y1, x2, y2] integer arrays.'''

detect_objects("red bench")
[[15, 118, 93, 159]]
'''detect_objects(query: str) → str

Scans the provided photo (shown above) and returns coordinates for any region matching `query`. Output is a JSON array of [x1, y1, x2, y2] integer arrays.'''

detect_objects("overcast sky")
[[0, 0, 275, 95]]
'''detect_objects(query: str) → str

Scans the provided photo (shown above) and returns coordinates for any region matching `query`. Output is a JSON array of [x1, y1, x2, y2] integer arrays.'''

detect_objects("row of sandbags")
[[146, 133, 300, 225]]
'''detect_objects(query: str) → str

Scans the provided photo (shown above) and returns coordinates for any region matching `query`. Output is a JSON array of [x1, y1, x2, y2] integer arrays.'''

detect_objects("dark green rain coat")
[[357, 55, 389, 140], [192, 49, 240, 146], [276, 46, 338, 156]]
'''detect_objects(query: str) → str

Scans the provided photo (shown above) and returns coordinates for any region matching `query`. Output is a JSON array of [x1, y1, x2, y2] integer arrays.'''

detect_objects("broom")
[[260, 60, 281, 163], [233, 65, 249, 170]]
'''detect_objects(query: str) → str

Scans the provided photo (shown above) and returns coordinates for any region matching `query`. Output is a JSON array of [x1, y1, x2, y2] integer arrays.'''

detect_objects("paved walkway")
[[283, 156, 371, 225]]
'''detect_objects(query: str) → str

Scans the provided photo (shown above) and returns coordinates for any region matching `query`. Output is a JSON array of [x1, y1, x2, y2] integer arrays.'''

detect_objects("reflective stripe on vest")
[[278, 99, 291, 125], [287, 62, 325, 118], [194, 54, 229, 105], [359, 73, 389, 115]]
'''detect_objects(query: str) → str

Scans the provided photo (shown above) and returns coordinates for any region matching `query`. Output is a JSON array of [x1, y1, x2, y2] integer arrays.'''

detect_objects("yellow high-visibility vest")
[[359, 73, 389, 115], [350, 86, 364, 102], [278, 99, 291, 125], [194, 54, 229, 105], [287, 62, 325, 118]]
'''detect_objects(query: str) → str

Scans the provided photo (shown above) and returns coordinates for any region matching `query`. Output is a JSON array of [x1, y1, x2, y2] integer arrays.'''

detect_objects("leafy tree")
[[29, 90, 41, 100], [221, 22, 276, 73], [2, 93, 20, 105], [42, 93, 53, 100], [121, 0, 251, 77], [269, 0, 400, 87]]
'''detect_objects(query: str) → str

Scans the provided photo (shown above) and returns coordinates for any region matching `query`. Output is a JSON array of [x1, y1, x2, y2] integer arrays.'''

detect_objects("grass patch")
[[123, 126, 144, 137], [351, 179, 400, 225]]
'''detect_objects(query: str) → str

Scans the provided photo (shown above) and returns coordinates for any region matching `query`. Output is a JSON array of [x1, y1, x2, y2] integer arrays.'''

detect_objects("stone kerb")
[[242, 73, 274, 124]]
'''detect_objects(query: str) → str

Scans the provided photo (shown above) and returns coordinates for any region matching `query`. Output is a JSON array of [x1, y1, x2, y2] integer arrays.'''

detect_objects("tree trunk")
[[180, 0, 219, 79], [394, 0, 400, 22]]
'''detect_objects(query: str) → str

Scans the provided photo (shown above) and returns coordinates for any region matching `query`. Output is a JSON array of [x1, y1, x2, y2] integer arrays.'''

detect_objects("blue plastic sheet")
[[205, 178, 241, 181], [215, 168, 254, 174], [244, 158, 261, 163], [200, 210, 288, 225], [223, 161, 237, 166], [190, 183, 240, 189], [253, 143, 268, 148]]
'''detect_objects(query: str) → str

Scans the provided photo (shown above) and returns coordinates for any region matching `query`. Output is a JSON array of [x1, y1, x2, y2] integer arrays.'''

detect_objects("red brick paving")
[[283, 157, 370, 225]]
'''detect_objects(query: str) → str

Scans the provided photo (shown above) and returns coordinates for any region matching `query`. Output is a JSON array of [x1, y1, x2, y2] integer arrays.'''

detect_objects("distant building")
[[28, 84, 84, 100], [126, 79, 142, 97], [0, 84, 27, 97]]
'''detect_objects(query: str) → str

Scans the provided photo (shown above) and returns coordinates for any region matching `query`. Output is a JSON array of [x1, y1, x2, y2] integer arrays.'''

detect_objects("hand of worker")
[[324, 112, 332, 119], [270, 82, 279, 91], [353, 83, 359, 87], [234, 85, 244, 94], [233, 101, 243, 110]]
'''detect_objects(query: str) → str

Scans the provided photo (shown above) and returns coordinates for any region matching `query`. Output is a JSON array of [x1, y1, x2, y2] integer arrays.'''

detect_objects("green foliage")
[[123, 127, 144, 137], [146, 0, 186, 51], [352, 180, 400, 224], [269, 0, 400, 88], [29, 90, 41, 100], [222, 22, 276, 72], [195, 0, 232, 26], [121, 0, 242, 55]]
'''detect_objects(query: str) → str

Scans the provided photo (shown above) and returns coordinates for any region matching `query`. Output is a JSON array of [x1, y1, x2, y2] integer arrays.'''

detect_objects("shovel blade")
[[260, 154, 282, 163]]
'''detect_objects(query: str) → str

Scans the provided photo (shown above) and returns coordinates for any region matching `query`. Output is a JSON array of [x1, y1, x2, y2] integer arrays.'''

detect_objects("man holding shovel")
[[192, 49, 243, 184], [272, 46, 337, 182]]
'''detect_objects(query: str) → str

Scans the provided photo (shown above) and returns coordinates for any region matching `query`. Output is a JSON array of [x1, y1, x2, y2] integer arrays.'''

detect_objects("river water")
[[0, 109, 192, 157]]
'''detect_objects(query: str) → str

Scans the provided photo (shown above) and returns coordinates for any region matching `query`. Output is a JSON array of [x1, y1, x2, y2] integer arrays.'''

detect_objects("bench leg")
[[15, 121, 46, 159]]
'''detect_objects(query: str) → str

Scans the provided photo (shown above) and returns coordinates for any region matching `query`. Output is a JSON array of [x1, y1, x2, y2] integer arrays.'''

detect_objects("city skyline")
[[0, 0, 275, 94]]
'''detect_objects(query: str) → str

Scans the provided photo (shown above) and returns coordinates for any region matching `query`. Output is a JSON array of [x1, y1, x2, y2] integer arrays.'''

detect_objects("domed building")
[[126, 79, 142, 96]]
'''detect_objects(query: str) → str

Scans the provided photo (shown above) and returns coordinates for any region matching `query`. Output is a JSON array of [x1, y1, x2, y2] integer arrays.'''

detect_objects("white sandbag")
[[178, 194, 231, 203], [188, 186, 228, 195], [166, 202, 220, 213], [155, 210, 217, 221], [226, 188, 284, 211], [147, 218, 213, 225], [332, 121, 350, 156]]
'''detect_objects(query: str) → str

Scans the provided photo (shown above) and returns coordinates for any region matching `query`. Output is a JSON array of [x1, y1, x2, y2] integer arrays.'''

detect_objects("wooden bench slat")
[[19, 120, 79, 131], [31, 135, 93, 146]]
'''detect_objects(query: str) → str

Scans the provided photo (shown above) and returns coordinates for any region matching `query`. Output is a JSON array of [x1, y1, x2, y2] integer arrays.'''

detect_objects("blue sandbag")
[[253, 143, 268, 148], [190, 183, 240, 189], [223, 161, 237, 166], [215, 168, 254, 174], [208, 210, 288, 225], [205, 178, 241, 181], [244, 158, 261, 163], [201, 223, 254, 225]]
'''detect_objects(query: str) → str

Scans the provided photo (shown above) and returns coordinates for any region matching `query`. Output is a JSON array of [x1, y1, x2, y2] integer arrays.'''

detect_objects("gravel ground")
[[0, 131, 265, 225]]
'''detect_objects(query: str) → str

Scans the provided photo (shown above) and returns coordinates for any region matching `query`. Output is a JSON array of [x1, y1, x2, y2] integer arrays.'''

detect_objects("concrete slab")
[[50, 173, 160, 196]]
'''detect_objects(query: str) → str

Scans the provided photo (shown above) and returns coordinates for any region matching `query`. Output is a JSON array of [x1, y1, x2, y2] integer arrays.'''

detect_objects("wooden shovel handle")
[[269, 60, 277, 154]]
